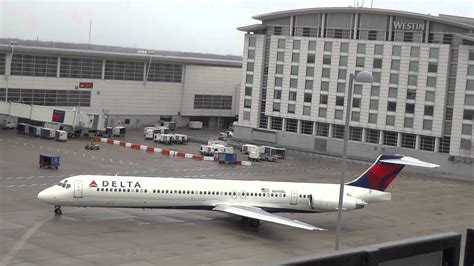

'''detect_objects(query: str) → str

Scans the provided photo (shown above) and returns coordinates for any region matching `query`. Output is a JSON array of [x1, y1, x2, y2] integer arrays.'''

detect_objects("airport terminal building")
[[0, 39, 242, 129], [235, 7, 474, 176]]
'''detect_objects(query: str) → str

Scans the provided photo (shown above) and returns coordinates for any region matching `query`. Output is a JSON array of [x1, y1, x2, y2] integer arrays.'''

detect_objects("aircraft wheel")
[[54, 206, 62, 215], [248, 218, 260, 227]]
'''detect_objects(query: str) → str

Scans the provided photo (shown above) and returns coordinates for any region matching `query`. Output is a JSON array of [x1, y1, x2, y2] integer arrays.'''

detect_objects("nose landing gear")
[[54, 205, 62, 215]]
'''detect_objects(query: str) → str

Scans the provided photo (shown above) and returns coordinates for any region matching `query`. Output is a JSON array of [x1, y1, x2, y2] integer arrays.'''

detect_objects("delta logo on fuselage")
[[90, 180, 141, 188]]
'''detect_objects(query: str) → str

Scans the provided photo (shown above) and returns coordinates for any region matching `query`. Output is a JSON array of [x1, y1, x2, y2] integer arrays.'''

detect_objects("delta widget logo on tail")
[[89, 180, 98, 187]]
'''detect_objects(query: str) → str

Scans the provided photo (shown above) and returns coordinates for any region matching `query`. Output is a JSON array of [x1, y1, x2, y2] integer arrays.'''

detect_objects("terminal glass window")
[[146, 63, 182, 82], [271, 117, 283, 130], [340, 43, 349, 53], [383, 131, 397, 146], [2, 88, 91, 107], [333, 125, 345, 139], [301, 121, 313, 135], [285, 119, 297, 132], [366, 129, 379, 143], [0, 53, 5, 75], [349, 127, 362, 141], [11, 54, 58, 77], [429, 48, 439, 59], [104, 60, 144, 81], [420, 136, 435, 151], [401, 133, 416, 148], [60, 57, 102, 79], [392, 46, 401, 56], [193, 95, 232, 110], [374, 44, 383, 55], [316, 122, 329, 136]]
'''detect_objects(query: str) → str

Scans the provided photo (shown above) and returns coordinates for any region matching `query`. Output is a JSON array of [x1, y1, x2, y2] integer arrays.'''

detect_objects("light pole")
[[6, 41, 18, 103], [144, 51, 155, 85], [335, 70, 373, 251]]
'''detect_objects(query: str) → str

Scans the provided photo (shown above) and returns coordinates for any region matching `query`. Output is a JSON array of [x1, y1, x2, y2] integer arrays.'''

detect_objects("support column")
[[435, 137, 440, 152], [101, 59, 106, 80], [328, 124, 333, 138], [379, 130, 384, 145], [397, 132, 402, 147], [5, 53, 12, 75], [268, 117, 272, 130], [313, 121, 317, 136], [143, 62, 147, 82], [282, 118, 286, 131], [361, 128, 367, 142], [415, 135, 421, 149], [297, 120, 301, 134], [320, 13, 326, 38], [388, 16, 393, 41], [57, 56, 61, 78]]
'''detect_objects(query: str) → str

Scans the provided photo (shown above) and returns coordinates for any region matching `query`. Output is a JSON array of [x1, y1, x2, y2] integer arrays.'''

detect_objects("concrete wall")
[[234, 125, 474, 178]]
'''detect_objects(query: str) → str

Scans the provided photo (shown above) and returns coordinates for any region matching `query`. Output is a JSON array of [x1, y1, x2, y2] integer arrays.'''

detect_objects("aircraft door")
[[290, 191, 297, 205], [74, 180, 83, 198]]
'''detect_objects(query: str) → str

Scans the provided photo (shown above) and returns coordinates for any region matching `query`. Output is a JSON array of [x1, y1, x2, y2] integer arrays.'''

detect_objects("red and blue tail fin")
[[346, 154, 439, 191]]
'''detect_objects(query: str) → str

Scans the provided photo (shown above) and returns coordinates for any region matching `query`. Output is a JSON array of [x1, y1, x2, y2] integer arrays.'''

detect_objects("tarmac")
[[0, 129, 473, 265]]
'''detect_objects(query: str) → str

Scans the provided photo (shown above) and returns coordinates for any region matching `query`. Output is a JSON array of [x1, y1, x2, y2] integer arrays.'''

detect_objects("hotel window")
[[392, 45, 401, 56], [366, 129, 379, 143], [404, 117, 414, 128], [339, 56, 348, 66], [304, 93, 312, 103], [409, 61, 419, 72], [333, 125, 345, 138], [277, 52, 284, 62], [288, 104, 296, 114], [322, 68, 330, 78], [402, 133, 416, 148], [276, 64, 283, 74], [248, 50, 255, 59], [467, 80, 474, 90], [305, 80, 313, 90], [277, 39, 286, 49], [324, 42, 333, 52], [369, 99, 378, 110], [248, 37, 256, 47], [306, 67, 314, 77], [371, 86, 380, 96], [404, 32, 414, 42], [427, 76, 437, 87], [408, 75, 418, 86], [316, 122, 329, 136], [290, 78, 298, 88], [425, 91, 436, 102], [307, 54, 315, 64], [386, 115, 395, 126], [357, 43, 366, 54], [352, 98, 361, 108], [462, 124, 472, 135], [469, 50, 474, 60], [354, 84, 362, 95], [288, 91, 297, 101], [303, 106, 311, 116], [373, 58, 382, 69], [291, 65, 299, 75], [464, 95, 474, 105], [428, 63, 438, 73], [336, 96, 345, 106], [407, 90, 416, 100], [273, 102, 281, 112], [334, 110, 343, 121], [429, 47, 439, 59], [246, 74, 253, 84], [387, 101, 397, 112], [388, 87, 398, 98], [275, 77, 282, 87], [391, 59, 400, 70], [321, 81, 329, 91], [308, 41, 316, 51], [271, 117, 283, 130], [338, 69, 347, 80], [301, 121, 313, 135], [340, 43, 349, 53], [244, 99, 251, 108], [424, 105, 434, 116], [318, 108, 327, 118], [292, 53, 300, 63], [273, 90, 281, 99], [323, 55, 331, 65], [390, 74, 399, 85], [247, 62, 254, 72], [372, 72, 381, 83], [320, 94, 328, 104], [468, 65, 474, 76], [406, 103, 415, 114], [356, 57, 365, 67], [245, 86, 252, 96], [383, 131, 398, 146], [423, 120, 433, 130], [337, 83, 346, 93], [374, 44, 384, 55], [368, 113, 377, 124], [293, 40, 301, 50], [410, 47, 420, 57], [464, 109, 474, 120]]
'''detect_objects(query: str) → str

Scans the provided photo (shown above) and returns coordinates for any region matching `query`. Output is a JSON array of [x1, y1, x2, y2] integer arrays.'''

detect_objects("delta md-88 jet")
[[38, 155, 438, 230]]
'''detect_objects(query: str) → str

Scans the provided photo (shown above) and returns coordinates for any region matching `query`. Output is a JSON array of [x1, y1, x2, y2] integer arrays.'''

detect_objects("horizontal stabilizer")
[[379, 156, 439, 168]]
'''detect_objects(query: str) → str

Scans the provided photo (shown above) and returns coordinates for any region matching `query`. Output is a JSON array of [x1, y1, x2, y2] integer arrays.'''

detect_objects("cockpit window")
[[66, 184, 71, 188], [57, 182, 63, 186]]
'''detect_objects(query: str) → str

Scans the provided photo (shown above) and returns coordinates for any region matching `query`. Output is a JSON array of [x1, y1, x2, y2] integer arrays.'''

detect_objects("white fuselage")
[[39, 175, 391, 213]]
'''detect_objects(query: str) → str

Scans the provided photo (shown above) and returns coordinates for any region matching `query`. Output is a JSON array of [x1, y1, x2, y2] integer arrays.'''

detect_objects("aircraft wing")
[[212, 204, 326, 231]]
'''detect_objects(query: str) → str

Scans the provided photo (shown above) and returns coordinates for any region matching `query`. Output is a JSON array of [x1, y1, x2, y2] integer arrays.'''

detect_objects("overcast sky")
[[1, 0, 473, 56]]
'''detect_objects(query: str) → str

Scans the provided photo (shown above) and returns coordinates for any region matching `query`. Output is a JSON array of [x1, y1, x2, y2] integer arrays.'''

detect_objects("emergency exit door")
[[74, 180, 83, 198], [290, 191, 298, 205]]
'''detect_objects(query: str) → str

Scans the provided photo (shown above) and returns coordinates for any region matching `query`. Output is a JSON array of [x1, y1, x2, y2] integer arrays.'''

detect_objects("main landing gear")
[[54, 205, 62, 215], [241, 217, 260, 227]]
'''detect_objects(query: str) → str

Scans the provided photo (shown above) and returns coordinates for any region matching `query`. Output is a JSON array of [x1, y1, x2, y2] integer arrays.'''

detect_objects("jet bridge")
[[0, 101, 105, 131]]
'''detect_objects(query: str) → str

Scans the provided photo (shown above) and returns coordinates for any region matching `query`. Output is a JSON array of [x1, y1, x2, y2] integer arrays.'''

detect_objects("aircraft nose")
[[38, 188, 54, 203]]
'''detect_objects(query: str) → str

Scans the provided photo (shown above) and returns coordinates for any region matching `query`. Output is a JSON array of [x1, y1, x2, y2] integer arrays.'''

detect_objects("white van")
[[145, 128, 160, 140], [241, 144, 257, 154]]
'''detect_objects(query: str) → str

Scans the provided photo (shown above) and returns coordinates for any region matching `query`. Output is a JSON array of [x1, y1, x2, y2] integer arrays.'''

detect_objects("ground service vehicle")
[[216, 152, 237, 164], [113, 126, 126, 137], [189, 121, 202, 130], [55, 130, 68, 141], [17, 123, 29, 134], [241, 144, 257, 155], [39, 154, 60, 169], [158, 134, 173, 145], [275, 148, 286, 159], [173, 134, 188, 144], [85, 142, 100, 150], [145, 128, 160, 140]]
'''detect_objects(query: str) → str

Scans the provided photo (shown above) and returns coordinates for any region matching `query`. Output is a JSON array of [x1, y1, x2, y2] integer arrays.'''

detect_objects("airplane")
[[37, 154, 438, 231]]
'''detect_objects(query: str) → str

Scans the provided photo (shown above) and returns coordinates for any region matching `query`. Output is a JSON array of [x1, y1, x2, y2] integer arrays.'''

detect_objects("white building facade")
[[235, 7, 474, 177], [0, 40, 242, 129]]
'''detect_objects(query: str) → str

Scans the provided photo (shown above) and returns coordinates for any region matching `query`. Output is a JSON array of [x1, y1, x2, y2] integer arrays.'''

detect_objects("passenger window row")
[[96, 187, 147, 193]]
